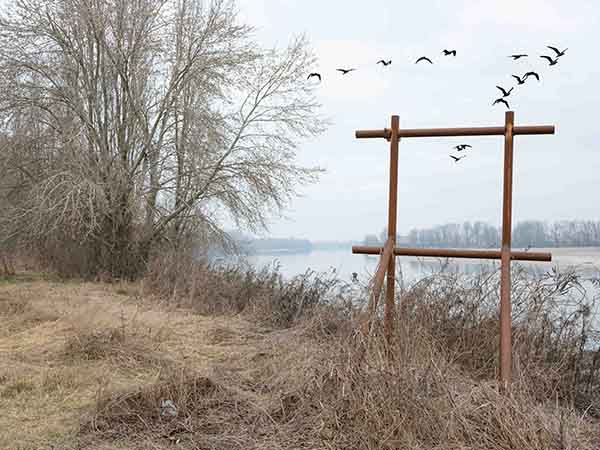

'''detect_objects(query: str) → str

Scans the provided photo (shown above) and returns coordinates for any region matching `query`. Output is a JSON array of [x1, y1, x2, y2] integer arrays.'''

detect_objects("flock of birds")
[[491, 45, 567, 109], [306, 48, 461, 81], [453, 45, 567, 163], [307, 45, 568, 165]]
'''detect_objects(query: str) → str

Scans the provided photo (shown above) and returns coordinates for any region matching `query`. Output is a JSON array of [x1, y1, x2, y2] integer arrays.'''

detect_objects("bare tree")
[[0, 0, 327, 278]]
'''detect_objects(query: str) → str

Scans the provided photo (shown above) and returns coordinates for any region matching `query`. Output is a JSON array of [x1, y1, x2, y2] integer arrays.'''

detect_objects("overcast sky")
[[1, 0, 597, 242], [234, 0, 600, 241]]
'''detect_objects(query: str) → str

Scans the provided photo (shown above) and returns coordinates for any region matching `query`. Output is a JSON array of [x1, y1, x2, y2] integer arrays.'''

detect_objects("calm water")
[[239, 247, 598, 317], [238, 247, 600, 329], [245, 247, 600, 285]]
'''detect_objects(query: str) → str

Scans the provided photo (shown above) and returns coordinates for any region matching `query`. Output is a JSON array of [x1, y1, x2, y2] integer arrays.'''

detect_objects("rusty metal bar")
[[361, 238, 394, 335], [500, 111, 515, 387], [384, 116, 400, 344], [355, 125, 554, 139], [352, 246, 551, 262]]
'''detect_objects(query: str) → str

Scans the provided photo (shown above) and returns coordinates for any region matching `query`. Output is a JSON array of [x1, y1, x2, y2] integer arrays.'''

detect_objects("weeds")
[[394, 263, 599, 414], [3, 250, 599, 449], [84, 300, 599, 449], [145, 251, 599, 410], [144, 250, 355, 327], [72, 258, 599, 449]]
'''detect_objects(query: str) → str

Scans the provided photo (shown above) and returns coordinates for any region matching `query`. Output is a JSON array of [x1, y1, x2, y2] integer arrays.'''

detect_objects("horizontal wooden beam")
[[352, 246, 552, 262], [355, 125, 555, 139]]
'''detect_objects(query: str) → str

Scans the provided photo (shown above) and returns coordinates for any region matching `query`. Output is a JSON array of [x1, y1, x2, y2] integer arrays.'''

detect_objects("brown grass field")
[[1, 265, 599, 450], [0, 274, 272, 449]]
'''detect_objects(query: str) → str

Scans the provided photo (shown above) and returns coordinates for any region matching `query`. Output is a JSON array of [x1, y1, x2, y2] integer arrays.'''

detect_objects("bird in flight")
[[512, 74, 527, 85], [496, 85, 513, 97], [454, 144, 472, 151], [547, 46, 567, 57], [415, 56, 433, 64], [336, 68, 356, 75], [377, 59, 392, 66], [509, 54, 528, 60], [442, 49, 457, 56], [493, 98, 510, 109], [540, 55, 559, 66], [524, 71, 540, 81], [450, 154, 466, 162], [307, 72, 321, 81]]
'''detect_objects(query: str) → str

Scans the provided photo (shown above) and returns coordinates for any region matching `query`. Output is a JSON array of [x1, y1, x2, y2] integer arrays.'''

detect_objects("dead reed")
[[79, 255, 599, 449]]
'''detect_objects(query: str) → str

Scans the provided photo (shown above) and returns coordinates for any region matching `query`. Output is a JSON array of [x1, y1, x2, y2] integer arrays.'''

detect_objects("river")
[[236, 247, 600, 326], [244, 247, 600, 285]]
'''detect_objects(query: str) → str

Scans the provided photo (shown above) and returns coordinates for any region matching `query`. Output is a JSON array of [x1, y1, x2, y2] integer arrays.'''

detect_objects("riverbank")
[[1, 268, 598, 449]]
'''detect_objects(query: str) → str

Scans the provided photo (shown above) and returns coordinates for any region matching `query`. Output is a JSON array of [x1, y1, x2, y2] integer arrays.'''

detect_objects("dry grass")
[[1, 259, 599, 450], [58, 312, 599, 450], [0, 274, 264, 450], [396, 265, 600, 411]]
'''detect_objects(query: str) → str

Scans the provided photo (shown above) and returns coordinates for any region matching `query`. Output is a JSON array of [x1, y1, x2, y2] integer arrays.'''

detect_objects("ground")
[[2, 273, 598, 450], [0, 274, 269, 450]]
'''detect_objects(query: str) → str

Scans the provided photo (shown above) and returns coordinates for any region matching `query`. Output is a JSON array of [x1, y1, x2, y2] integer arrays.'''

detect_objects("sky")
[[234, 0, 600, 241], [1, 0, 597, 242]]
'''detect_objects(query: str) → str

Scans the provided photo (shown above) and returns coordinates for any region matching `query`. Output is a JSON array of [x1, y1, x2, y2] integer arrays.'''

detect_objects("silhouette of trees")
[[403, 220, 600, 248]]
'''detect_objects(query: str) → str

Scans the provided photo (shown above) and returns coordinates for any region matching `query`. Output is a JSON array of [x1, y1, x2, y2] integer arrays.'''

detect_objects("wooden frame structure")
[[353, 111, 555, 387]]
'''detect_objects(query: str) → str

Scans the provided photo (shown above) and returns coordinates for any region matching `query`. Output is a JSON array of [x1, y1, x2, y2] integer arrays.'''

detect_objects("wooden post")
[[500, 111, 515, 387], [384, 116, 399, 344], [361, 239, 394, 335]]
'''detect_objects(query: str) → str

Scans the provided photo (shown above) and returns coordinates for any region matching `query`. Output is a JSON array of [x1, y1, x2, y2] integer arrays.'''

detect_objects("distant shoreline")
[[247, 245, 600, 257]]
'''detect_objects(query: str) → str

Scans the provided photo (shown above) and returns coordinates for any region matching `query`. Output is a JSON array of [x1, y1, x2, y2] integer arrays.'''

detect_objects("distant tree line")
[[407, 222, 501, 248], [246, 238, 312, 254], [365, 220, 600, 249], [311, 241, 356, 251]]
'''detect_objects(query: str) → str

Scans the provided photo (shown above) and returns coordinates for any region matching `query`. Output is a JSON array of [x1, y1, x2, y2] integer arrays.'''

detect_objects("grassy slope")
[[0, 274, 267, 450], [1, 273, 599, 450]]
